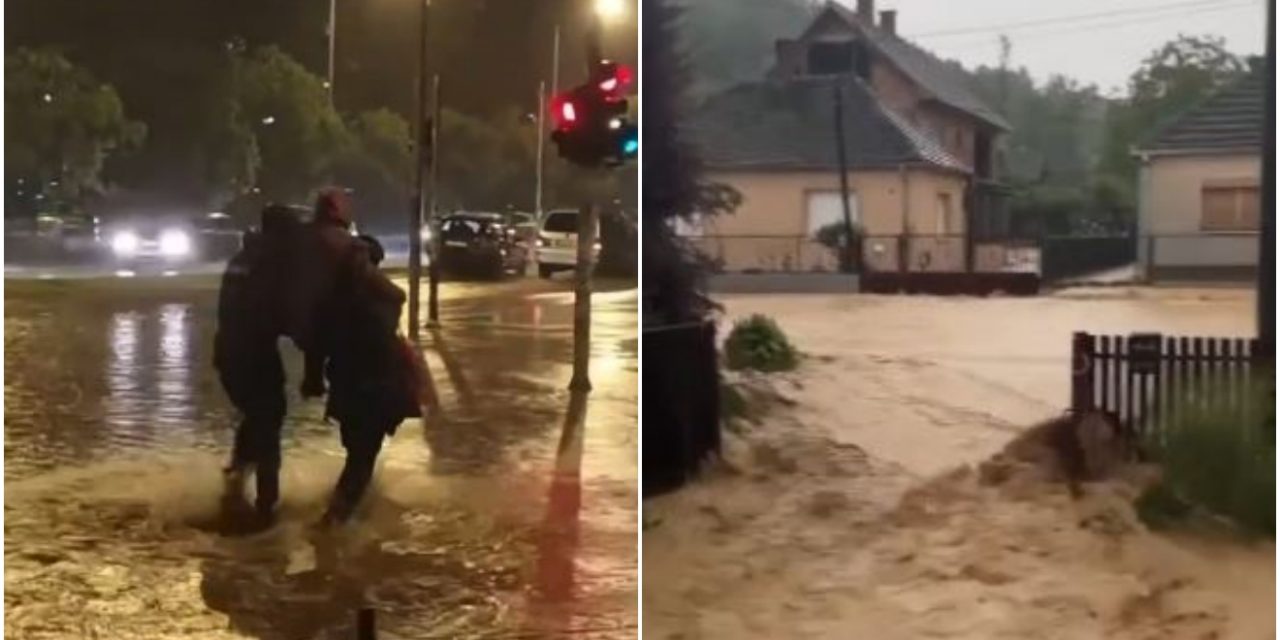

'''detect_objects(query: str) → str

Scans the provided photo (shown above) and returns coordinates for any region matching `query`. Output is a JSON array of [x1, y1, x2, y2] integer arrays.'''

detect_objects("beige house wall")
[[691, 168, 969, 273], [1138, 153, 1261, 272]]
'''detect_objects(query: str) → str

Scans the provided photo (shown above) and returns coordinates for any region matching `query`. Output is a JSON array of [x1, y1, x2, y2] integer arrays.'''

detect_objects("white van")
[[535, 209, 600, 278]]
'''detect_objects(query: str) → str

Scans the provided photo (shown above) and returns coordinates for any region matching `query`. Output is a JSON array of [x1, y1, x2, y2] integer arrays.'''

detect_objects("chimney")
[[856, 0, 875, 23], [879, 10, 897, 35]]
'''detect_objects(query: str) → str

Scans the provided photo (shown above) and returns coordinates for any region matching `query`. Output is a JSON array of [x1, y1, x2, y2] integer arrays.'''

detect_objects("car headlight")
[[536, 234, 547, 248], [593, 241, 603, 252], [159, 229, 192, 257], [420, 226, 432, 243], [111, 231, 140, 256]]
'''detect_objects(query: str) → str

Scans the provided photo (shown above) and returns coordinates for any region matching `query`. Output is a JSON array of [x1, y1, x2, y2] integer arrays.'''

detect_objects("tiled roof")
[[688, 76, 969, 172], [1138, 69, 1263, 154], [828, 3, 1010, 131]]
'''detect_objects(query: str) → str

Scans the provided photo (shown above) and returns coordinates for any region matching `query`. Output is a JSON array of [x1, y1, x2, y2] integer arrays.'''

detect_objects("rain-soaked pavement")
[[4, 273, 638, 639]]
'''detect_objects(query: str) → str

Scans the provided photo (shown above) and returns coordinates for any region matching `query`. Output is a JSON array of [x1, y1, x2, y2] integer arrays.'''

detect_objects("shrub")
[[1139, 371, 1275, 536], [724, 314, 799, 372]]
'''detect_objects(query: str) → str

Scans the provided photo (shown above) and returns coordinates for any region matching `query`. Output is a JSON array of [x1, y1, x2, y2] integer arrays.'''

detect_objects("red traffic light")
[[551, 94, 579, 129]]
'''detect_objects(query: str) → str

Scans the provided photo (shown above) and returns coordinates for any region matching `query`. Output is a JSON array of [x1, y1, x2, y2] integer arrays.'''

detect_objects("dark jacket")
[[320, 244, 418, 428]]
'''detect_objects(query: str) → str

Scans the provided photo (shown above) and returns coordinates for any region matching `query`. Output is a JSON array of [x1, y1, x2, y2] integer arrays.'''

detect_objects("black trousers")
[[219, 343, 286, 513], [325, 415, 394, 522]]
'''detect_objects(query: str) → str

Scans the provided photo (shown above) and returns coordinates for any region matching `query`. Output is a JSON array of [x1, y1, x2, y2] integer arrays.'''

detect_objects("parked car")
[[34, 213, 101, 259], [437, 212, 529, 278], [195, 212, 245, 261], [536, 209, 600, 279]]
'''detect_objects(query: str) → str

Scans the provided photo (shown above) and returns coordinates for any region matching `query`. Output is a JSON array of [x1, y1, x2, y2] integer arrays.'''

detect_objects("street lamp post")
[[409, 0, 431, 343], [327, 0, 337, 94]]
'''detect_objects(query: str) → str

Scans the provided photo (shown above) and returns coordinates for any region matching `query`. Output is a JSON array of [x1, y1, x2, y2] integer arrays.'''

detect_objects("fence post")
[[1071, 332, 1094, 412], [356, 608, 376, 640]]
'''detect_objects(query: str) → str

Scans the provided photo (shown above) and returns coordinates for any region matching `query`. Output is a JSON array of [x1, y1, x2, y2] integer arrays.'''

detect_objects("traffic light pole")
[[408, 0, 430, 343], [569, 203, 597, 392], [567, 14, 605, 393]]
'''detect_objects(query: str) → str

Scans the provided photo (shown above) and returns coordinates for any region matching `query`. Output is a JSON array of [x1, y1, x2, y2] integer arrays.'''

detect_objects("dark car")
[[437, 212, 529, 278]]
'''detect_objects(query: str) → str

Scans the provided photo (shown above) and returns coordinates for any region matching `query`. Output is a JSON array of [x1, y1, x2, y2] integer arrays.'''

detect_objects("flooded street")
[[5, 274, 638, 639]]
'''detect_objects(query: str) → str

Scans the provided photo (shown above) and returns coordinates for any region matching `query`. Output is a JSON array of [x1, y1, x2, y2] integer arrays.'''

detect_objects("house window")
[[936, 193, 954, 234], [807, 191, 859, 239], [807, 41, 854, 75], [1201, 183, 1260, 232]]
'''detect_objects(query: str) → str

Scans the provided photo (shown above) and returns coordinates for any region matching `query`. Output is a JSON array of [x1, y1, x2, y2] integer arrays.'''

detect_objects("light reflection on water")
[[5, 280, 637, 638]]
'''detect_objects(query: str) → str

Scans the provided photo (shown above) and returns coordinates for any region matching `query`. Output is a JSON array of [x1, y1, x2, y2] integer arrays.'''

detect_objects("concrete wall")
[[693, 168, 969, 272], [1138, 153, 1261, 278]]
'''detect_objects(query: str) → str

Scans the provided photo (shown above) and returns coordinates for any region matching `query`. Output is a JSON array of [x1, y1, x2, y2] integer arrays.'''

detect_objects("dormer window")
[[808, 41, 853, 75], [806, 40, 871, 79]]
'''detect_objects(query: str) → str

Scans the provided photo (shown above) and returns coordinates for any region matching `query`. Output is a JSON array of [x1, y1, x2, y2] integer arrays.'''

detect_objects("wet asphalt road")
[[4, 272, 637, 639]]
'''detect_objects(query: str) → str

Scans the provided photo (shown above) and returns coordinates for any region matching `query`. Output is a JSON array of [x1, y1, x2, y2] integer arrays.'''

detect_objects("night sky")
[[6, 0, 638, 117]]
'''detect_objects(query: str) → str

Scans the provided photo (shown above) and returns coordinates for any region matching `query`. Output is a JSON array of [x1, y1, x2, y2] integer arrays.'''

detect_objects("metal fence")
[[1042, 234, 1135, 282], [1071, 331, 1266, 445], [685, 235, 844, 273]]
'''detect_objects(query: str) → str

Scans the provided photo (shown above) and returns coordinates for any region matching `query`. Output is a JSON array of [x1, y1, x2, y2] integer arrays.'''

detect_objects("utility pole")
[[327, 0, 337, 95], [1260, 0, 1275, 360], [409, 0, 430, 343], [428, 74, 441, 327], [832, 81, 857, 273], [535, 81, 547, 219]]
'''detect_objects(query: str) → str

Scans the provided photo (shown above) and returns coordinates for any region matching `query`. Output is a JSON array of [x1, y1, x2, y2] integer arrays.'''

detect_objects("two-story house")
[[684, 0, 1011, 275]]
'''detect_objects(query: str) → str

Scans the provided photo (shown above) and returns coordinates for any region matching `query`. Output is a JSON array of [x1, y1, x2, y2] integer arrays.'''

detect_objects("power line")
[[927, 1, 1258, 57], [906, 0, 1246, 40]]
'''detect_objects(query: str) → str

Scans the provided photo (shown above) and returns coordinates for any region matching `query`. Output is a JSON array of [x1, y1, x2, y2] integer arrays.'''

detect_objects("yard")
[[644, 286, 1272, 639]]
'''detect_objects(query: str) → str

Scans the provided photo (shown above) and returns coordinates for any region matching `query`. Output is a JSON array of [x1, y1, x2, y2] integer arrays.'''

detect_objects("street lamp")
[[594, 0, 625, 21]]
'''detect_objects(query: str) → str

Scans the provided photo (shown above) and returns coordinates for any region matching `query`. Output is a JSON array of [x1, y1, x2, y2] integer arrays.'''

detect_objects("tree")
[[1099, 35, 1246, 182], [681, 0, 819, 99], [233, 46, 348, 202], [5, 48, 145, 215], [331, 108, 413, 230]]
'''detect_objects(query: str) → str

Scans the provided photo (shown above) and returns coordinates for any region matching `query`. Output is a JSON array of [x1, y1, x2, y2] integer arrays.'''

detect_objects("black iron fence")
[[684, 235, 847, 274], [642, 319, 720, 497], [1071, 331, 1266, 444], [1042, 234, 1135, 282]]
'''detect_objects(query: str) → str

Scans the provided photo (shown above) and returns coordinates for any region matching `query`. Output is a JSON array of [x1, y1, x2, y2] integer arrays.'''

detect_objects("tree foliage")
[[681, 0, 819, 99], [1099, 34, 1247, 182], [5, 48, 145, 213]]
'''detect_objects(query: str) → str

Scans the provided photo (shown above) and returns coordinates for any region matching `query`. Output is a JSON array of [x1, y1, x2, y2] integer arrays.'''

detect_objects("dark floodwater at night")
[[4, 275, 638, 639]]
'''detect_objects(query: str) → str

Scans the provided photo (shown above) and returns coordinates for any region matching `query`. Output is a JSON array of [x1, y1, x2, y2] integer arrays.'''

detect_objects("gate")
[[1071, 331, 1264, 442]]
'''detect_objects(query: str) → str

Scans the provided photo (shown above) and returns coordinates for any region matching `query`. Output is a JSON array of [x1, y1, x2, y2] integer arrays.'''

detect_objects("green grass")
[[1139, 370, 1275, 537]]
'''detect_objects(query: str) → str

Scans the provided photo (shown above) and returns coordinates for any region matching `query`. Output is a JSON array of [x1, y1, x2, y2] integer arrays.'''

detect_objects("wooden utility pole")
[[832, 81, 857, 273]]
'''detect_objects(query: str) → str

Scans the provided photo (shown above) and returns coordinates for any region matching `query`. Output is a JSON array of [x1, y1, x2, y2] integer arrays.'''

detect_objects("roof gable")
[[822, 2, 1009, 131]]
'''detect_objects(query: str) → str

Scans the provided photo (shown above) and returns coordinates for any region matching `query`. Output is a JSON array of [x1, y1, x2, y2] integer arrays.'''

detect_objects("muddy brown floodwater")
[[5, 275, 638, 639]]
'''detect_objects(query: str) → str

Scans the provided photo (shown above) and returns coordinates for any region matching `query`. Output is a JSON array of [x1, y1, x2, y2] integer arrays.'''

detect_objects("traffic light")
[[550, 60, 637, 168]]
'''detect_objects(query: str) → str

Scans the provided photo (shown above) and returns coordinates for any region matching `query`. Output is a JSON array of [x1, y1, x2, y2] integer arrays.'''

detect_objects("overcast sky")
[[855, 0, 1268, 95]]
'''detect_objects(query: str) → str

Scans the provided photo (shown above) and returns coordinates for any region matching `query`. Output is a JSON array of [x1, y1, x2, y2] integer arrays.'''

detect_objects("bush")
[[724, 314, 798, 372], [1140, 372, 1275, 536]]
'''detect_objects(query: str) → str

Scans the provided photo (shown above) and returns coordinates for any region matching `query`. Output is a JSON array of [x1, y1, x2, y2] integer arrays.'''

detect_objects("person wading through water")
[[214, 204, 303, 526], [311, 232, 424, 526]]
